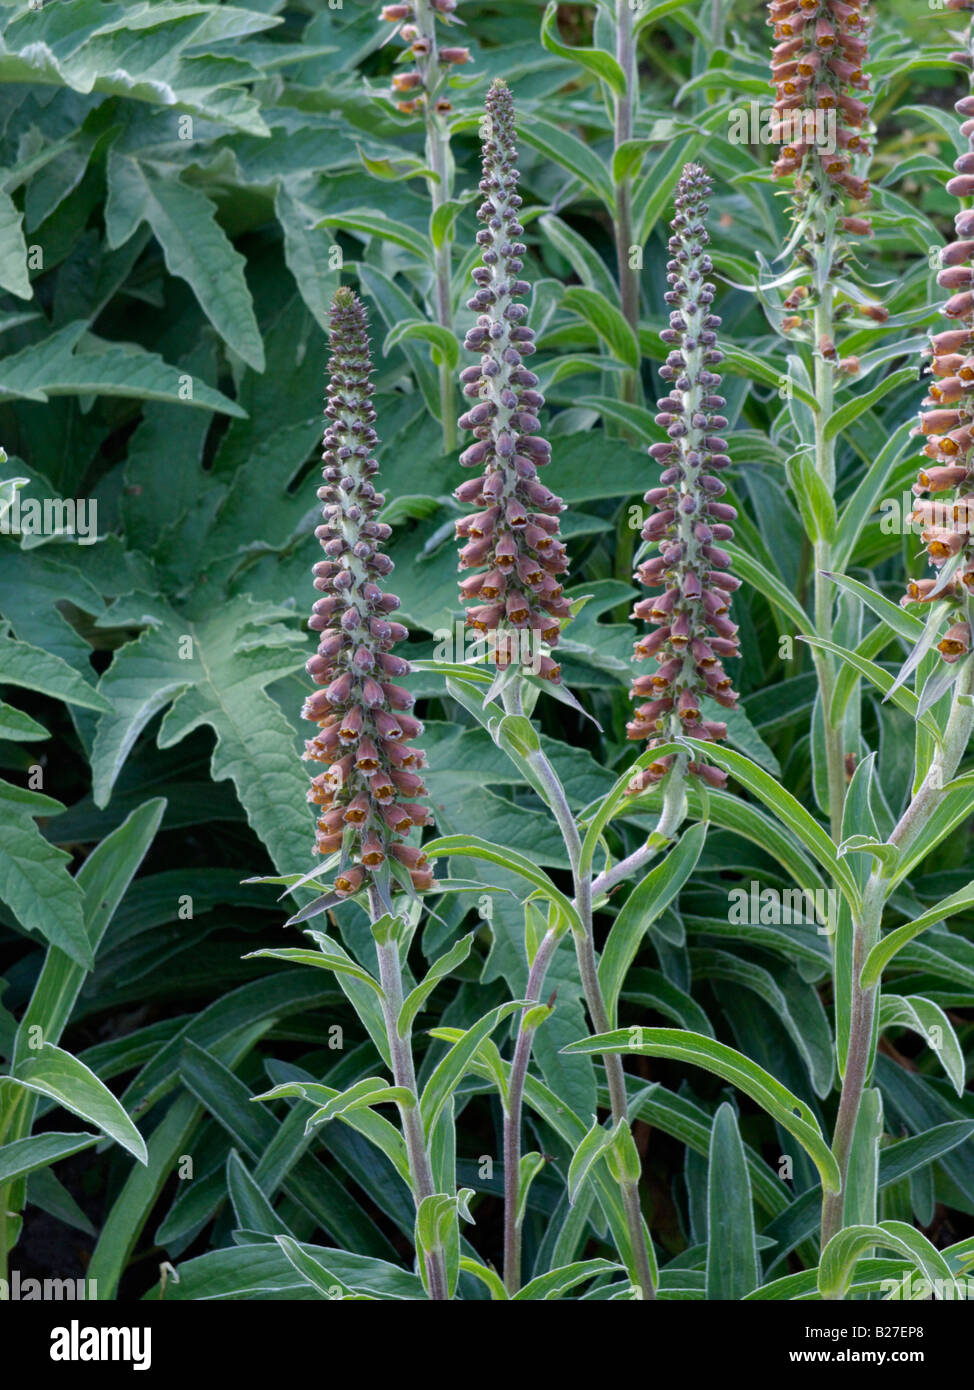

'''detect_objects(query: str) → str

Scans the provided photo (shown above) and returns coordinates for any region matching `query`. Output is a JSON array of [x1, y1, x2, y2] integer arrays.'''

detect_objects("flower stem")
[[413, 0, 456, 453], [500, 679, 657, 1299], [820, 655, 974, 1256], [502, 924, 561, 1295], [819, 873, 882, 1253], [369, 887, 447, 1300], [811, 287, 848, 844], [613, 0, 640, 409]]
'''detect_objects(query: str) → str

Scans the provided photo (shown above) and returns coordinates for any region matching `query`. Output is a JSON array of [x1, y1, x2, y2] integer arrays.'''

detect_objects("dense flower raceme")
[[627, 165, 741, 793], [454, 79, 571, 681], [903, 10, 974, 665], [767, 0, 872, 211], [380, 0, 469, 115], [767, 0, 885, 354], [301, 289, 435, 897]]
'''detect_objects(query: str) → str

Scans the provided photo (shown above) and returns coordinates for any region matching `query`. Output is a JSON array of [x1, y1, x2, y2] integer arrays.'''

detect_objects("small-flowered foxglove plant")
[[764, 0, 882, 845], [302, 288, 434, 900], [768, 0, 883, 355], [769, 0, 871, 210], [381, 0, 468, 116], [816, 1, 974, 1256], [903, 36, 974, 666], [455, 78, 571, 680], [628, 164, 740, 793]]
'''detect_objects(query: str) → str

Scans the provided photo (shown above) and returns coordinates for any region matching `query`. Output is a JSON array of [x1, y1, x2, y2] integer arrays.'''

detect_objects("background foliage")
[[0, 0, 972, 1301]]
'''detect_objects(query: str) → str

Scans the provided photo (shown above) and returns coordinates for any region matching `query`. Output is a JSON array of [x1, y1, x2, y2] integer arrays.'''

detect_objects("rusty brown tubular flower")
[[380, 0, 468, 116], [627, 165, 741, 792], [768, 0, 872, 214], [454, 78, 570, 682], [903, 10, 974, 665], [302, 288, 435, 896]]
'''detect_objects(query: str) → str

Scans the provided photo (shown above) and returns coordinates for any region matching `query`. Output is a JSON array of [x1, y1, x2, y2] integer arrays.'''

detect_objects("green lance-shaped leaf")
[[787, 452, 837, 544], [824, 367, 918, 442], [517, 118, 614, 211], [561, 287, 641, 370], [12, 798, 167, 1067], [688, 949, 833, 1098], [818, 1221, 960, 1301], [885, 771, 974, 889], [539, 0, 626, 94], [0, 702, 48, 741], [245, 941, 384, 997], [316, 209, 433, 264], [514, 1258, 626, 1301], [384, 320, 460, 373], [861, 878, 974, 986], [823, 572, 925, 646], [253, 1079, 409, 1183], [879, 995, 966, 1097], [303, 1077, 415, 1128], [598, 822, 707, 1027], [832, 419, 915, 571], [274, 1234, 376, 1301], [802, 634, 941, 738], [706, 1103, 760, 1300], [567, 1117, 627, 1206], [105, 151, 264, 371], [562, 1027, 841, 1193], [0, 1132, 99, 1185], [225, 1150, 293, 1240], [11, 1043, 147, 1164], [398, 933, 474, 1038], [423, 834, 583, 936], [415, 1191, 473, 1300], [724, 542, 810, 634], [679, 740, 863, 912], [419, 1001, 528, 1140], [578, 741, 688, 880]]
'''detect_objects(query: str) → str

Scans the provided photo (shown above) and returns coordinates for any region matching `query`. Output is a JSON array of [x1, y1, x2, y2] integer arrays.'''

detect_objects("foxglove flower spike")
[[302, 288, 435, 895], [454, 79, 570, 682], [628, 165, 740, 793]]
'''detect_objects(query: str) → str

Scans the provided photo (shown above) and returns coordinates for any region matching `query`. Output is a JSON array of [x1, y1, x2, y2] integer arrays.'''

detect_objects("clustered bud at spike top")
[[627, 165, 741, 794], [301, 289, 435, 897], [454, 79, 570, 682], [380, 1, 469, 116], [901, 8, 974, 667], [767, 0, 872, 211]]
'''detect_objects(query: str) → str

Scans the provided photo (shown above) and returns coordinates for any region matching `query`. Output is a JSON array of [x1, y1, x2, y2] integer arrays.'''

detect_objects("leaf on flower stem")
[[562, 1027, 841, 1194], [818, 1221, 960, 1301]]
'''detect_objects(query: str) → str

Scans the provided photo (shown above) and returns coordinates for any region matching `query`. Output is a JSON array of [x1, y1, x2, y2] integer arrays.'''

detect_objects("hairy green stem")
[[499, 679, 657, 1298], [811, 288, 848, 845], [820, 656, 974, 1256], [819, 873, 882, 1254], [369, 888, 447, 1300], [502, 924, 560, 1295], [613, 0, 640, 408], [413, 0, 456, 453]]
